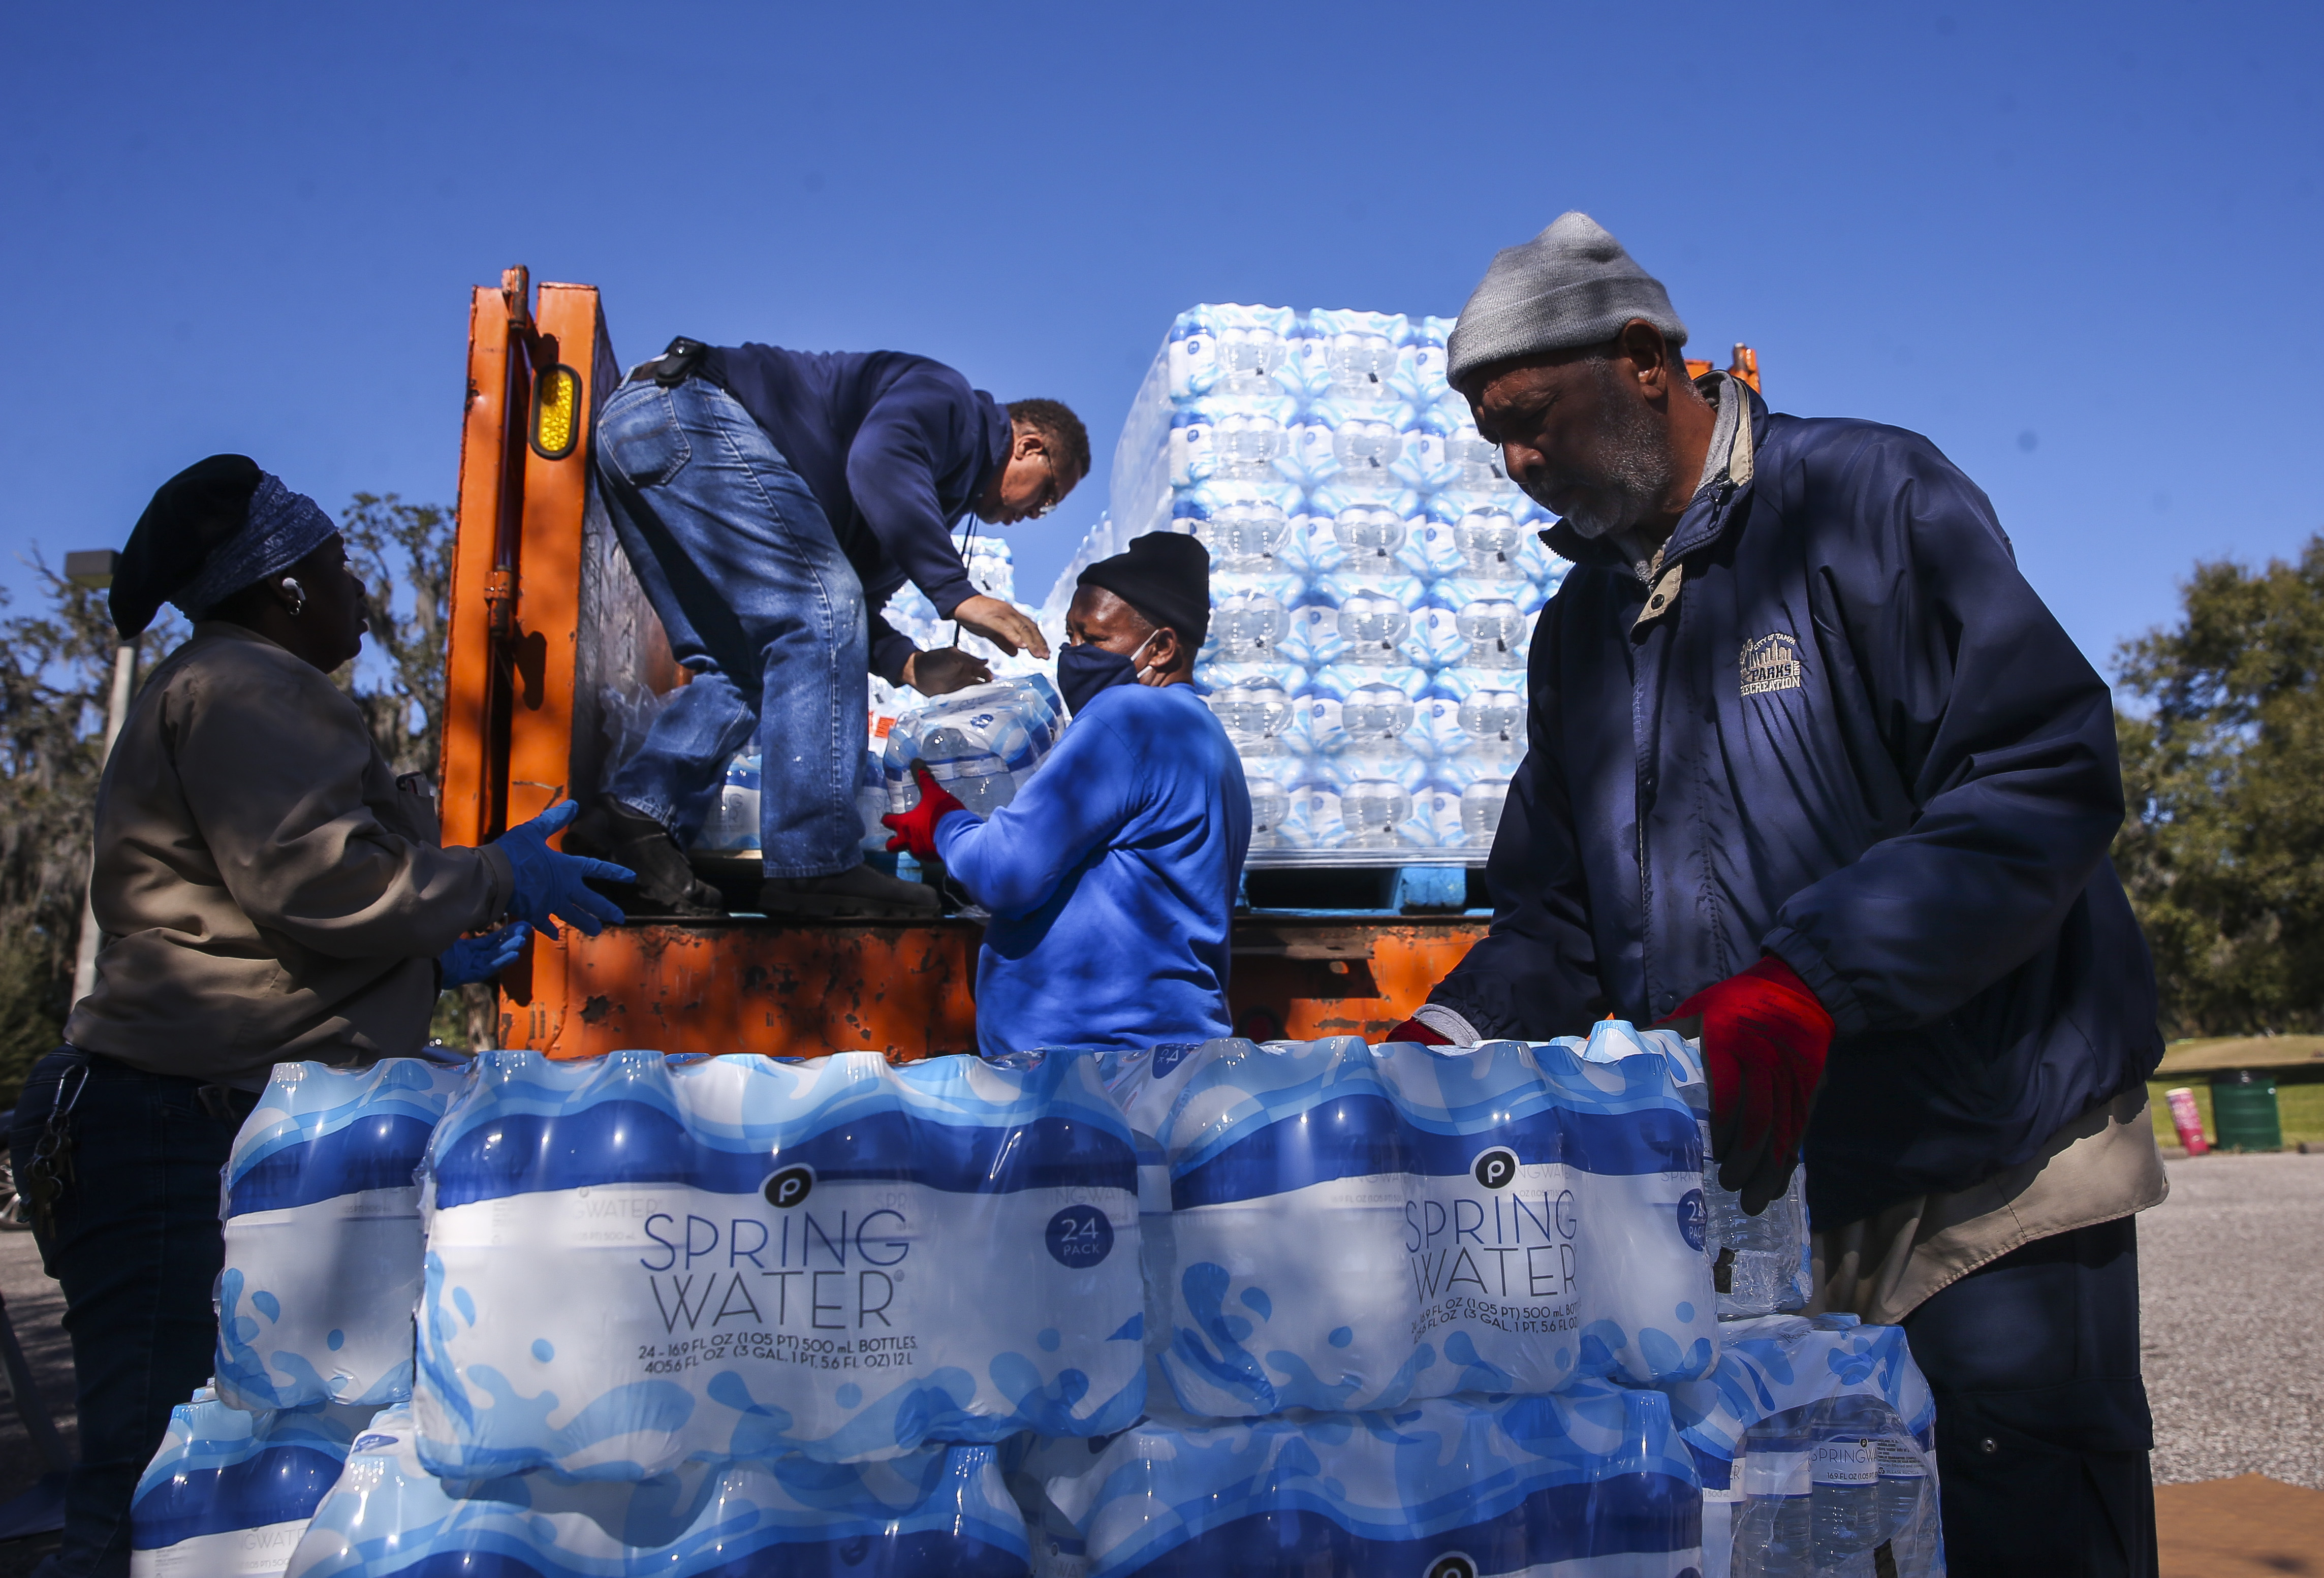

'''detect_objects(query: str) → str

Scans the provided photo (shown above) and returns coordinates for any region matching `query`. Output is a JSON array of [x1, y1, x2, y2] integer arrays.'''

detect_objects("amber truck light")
[[530, 363, 581, 459]]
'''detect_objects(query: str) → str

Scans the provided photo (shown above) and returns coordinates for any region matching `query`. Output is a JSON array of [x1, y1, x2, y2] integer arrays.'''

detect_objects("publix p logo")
[[1472, 1147, 1519, 1190], [1045, 1206, 1115, 1268], [762, 1165, 815, 1210]]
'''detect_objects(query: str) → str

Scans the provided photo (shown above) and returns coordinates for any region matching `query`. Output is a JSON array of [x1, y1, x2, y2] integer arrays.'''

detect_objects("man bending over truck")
[[572, 337, 1086, 921], [881, 532, 1252, 1057], [1389, 213, 2168, 1575]]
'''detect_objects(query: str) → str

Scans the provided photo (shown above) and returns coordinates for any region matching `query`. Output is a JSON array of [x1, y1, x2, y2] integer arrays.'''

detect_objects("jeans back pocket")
[[600, 387, 692, 488]]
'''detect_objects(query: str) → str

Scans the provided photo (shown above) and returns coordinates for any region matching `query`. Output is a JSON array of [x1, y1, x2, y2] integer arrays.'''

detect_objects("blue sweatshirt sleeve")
[[843, 367, 982, 619], [934, 709, 1139, 917], [866, 607, 915, 688], [1760, 433, 2125, 1037], [1426, 596, 1609, 1038]]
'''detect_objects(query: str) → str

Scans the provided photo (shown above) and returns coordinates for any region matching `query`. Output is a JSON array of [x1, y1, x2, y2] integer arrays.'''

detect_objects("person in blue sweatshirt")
[[570, 337, 1089, 921], [881, 533, 1251, 1056]]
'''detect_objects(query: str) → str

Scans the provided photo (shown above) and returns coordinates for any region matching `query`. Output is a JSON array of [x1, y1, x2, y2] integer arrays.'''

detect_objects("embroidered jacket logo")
[[1740, 634, 1804, 697]]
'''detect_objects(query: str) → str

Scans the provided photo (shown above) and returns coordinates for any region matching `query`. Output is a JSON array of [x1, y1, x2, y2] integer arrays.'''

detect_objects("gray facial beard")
[[1548, 362, 1675, 542]]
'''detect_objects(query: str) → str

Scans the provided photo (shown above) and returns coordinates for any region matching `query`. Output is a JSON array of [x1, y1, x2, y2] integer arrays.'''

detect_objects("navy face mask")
[[1057, 633, 1156, 716]]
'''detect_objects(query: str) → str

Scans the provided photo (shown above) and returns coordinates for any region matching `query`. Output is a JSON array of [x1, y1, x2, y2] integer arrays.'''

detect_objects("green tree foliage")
[[2114, 535, 2324, 1037], [0, 495, 464, 1105], [0, 571, 185, 1104]]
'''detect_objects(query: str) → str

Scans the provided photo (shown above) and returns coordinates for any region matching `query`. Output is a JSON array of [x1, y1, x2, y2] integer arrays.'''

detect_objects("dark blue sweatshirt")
[[933, 683, 1252, 1058], [704, 346, 1010, 683], [1428, 380, 2162, 1228]]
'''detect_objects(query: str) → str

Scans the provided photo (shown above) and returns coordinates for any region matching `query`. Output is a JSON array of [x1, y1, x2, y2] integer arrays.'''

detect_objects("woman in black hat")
[[10, 455, 631, 1578]]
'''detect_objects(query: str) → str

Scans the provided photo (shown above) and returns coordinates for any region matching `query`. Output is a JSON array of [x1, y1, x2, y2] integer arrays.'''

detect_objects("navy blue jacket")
[[705, 346, 1010, 683], [1430, 383, 2162, 1228]]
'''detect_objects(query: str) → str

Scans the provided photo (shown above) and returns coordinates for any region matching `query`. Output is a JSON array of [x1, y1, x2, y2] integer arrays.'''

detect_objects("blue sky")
[[2, 1, 2316, 672]]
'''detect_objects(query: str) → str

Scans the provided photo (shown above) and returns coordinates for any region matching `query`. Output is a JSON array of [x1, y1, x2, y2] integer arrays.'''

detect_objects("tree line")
[[0, 507, 2314, 1104]]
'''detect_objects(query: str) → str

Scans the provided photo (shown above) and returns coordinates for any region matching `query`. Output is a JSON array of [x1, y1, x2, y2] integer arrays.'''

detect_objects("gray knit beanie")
[[1444, 212, 1688, 387]]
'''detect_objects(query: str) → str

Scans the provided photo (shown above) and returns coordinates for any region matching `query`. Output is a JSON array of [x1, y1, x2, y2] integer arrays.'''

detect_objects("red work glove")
[[1656, 956, 1834, 1216], [880, 763, 968, 862], [1388, 1018, 1450, 1045]]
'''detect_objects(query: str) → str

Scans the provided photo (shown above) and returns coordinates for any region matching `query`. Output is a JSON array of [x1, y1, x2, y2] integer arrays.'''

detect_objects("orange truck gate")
[[439, 268, 1757, 1061]]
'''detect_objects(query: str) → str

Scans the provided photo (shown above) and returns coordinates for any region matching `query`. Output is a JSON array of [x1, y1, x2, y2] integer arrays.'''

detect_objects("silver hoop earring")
[[281, 577, 307, 617]]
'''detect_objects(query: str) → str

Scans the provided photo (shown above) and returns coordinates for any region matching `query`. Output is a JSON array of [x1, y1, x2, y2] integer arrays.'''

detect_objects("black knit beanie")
[[111, 455, 264, 639], [1078, 531, 1212, 652]]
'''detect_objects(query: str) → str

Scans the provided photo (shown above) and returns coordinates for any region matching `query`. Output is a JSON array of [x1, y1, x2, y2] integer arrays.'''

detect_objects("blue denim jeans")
[[595, 375, 870, 877], [9, 1048, 244, 1578]]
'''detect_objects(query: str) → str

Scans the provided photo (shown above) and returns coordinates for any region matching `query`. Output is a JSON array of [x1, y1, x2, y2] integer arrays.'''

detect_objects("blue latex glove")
[[439, 922, 529, 987], [494, 801, 634, 938]]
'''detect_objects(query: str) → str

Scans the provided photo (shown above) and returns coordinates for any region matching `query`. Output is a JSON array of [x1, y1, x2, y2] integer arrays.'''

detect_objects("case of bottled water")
[[130, 1387, 380, 1578], [1663, 1315, 1942, 1577], [1574, 1021, 1814, 1320], [1074, 301, 1572, 866], [1023, 1384, 1701, 1578], [413, 1047, 1144, 1477], [287, 1403, 1030, 1578], [215, 1059, 472, 1413], [1111, 1035, 1713, 1417], [881, 674, 1064, 819]]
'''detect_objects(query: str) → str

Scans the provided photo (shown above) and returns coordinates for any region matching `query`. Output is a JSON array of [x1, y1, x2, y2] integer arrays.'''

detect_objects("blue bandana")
[[172, 473, 338, 619]]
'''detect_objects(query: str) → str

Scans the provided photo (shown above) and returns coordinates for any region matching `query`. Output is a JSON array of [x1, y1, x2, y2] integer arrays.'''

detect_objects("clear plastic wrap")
[[130, 1387, 380, 1578], [880, 674, 1064, 818], [287, 1403, 1030, 1578], [1022, 1384, 1701, 1578], [1678, 1319, 1945, 1578], [1099, 1035, 1715, 1418], [413, 1048, 1145, 1476], [215, 1059, 472, 1412]]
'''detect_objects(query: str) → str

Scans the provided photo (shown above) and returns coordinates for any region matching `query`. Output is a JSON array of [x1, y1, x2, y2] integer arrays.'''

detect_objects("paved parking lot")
[[2142, 1151, 2324, 1488]]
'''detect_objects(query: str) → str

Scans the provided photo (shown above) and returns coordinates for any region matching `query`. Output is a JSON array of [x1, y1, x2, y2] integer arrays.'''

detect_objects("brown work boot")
[[566, 797, 725, 914], [758, 864, 940, 920]]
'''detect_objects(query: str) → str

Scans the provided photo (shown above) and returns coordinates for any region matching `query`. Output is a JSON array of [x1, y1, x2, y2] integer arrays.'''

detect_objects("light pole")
[[64, 550, 136, 1007]]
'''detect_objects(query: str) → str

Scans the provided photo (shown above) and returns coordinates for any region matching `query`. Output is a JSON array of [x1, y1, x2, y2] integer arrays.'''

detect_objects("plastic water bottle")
[[1876, 1429, 1941, 1575], [1708, 1162, 1810, 1317], [1731, 1414, 1813, 1577], [1211, 592, 1291, 660], [1207, 681, 1294, 756], [1458, 688, 1526, 767], [1341, 779, 1411, 847], [1457, 597, 1529, 669], [1458, 776, 1511, 842], [1192, 496, 1293, 567], [1810, 1396, 1887, 1573], [1330, 503, 1408, 567], [1336, 594, 1410, 663]]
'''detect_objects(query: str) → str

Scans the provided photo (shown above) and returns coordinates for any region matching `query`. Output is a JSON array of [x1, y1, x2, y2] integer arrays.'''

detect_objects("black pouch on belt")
[[631, 337, 709, 388]]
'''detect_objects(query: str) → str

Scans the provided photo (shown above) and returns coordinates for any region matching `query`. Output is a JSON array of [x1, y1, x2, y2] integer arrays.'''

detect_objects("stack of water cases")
[[1009, 1027, 1714, 1578], [131, 1059, 464, 1578], [1002, 1024, 1944, 1578], [133, 1049, 1153, 1578], [1056, 304, 1566, 862]]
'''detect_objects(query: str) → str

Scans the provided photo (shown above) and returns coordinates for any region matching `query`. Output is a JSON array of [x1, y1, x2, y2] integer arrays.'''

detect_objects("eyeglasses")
[[1031, 452, 1063, 518]]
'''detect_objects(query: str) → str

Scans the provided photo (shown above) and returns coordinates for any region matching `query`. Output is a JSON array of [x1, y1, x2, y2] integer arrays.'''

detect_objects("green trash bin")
[[2209, 1068, 2283, 1153]]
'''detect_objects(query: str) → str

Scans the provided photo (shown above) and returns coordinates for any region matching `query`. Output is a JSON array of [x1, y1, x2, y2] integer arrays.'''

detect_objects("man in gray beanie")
[[1395, 214, 2166, 1575]]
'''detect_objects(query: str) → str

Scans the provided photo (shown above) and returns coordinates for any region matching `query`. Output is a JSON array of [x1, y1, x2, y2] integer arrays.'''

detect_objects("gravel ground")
[[2142, 1151, 2324, 1488]]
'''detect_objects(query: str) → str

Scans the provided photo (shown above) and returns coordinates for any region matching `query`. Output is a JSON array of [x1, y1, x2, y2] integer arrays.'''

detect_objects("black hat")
[[1077, 531, 1211, 652], [111, 455, 263, 640]]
